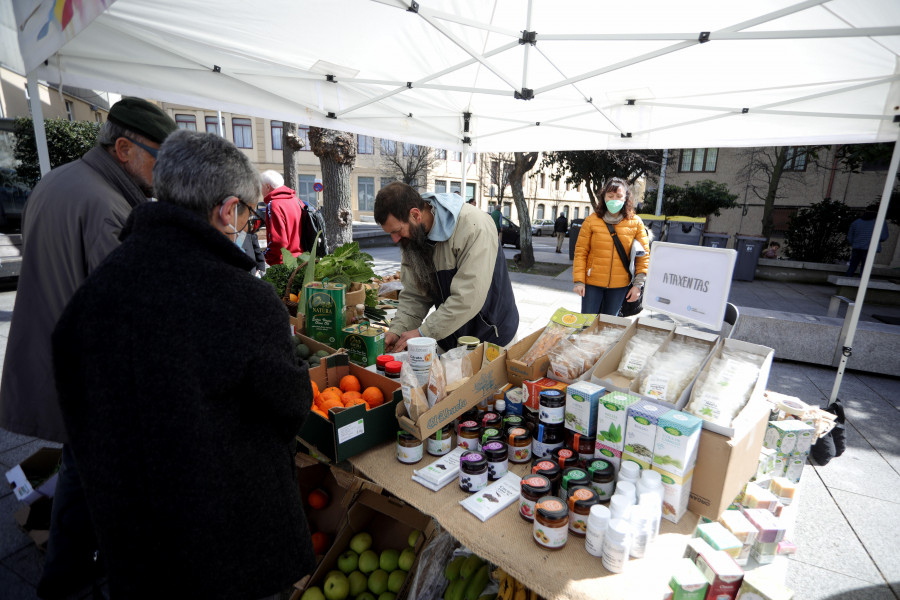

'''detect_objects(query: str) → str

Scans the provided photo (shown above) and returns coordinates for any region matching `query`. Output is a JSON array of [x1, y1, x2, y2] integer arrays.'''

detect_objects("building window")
[[298, 175, 317, 207], [772, 207, 798, 234], [435, 149, 447, 160], [232, 118, 253, 148], [65, 100, 74, 121], [679, 148, 718, 172], [297, 127, 311, 151], [451, 151, 462, 162], [402, 143, 419, 157], [358, 135, 374, 154], [380, 139, 396, 156], [467, 152, 476, 164], [95, 112, 103, 123], [176, 114, 197, 130], [784, 146, 808, 172], [450, 181, 462, 196], [537, 204, 545, 219], [271, 121, 283, 150], [562, 206, 569, 217], [573, 207, 580, 219], [566, 181, 571, 191], [466, 183, 475, 202], [502, 203, 511, 218], [206, 116, 222, 135], [434, 179, 447, 193], [540, 173, 546, 188], [359, 177, 375, 211], [551, 206, 558, 219]]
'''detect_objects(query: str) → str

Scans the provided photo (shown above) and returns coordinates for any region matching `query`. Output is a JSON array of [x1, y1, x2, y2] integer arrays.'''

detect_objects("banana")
[[447, 578, 466, 600], [513, 577, 526, 600], [445, 555, 466, 581], [529, 590, 538, 600], [459, 554, 485, 579], [478, 595, 498, 600], [464, 564, 491, 600], [496, 569, 509, 600]]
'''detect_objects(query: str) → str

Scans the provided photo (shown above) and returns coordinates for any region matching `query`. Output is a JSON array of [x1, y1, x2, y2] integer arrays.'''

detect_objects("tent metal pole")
[[828, 127, 900, 405], [26, 72, 51, 177], [656, 149, 668, 216]]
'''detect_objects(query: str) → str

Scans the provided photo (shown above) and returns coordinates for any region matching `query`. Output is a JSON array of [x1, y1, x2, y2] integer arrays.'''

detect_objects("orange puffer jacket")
[[573, 213, 650, 289]]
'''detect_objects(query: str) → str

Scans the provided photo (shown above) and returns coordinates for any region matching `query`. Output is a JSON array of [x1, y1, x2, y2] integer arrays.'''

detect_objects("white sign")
[[643, 242, 737, 330]]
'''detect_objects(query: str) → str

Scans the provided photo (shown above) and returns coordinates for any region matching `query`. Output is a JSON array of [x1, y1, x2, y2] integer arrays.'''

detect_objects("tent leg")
[[828, 126, 900, 405], [26, 71, 51, 177]]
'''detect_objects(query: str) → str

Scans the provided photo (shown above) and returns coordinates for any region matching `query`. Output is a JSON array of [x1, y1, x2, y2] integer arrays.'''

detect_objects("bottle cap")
[[495, 399, 506, 413], [614, 480, 637, 502], [587, 503, 611, 529], [606, 518, 632, 542], [619, 461, 641, 482], [385, 360, 403, 375]]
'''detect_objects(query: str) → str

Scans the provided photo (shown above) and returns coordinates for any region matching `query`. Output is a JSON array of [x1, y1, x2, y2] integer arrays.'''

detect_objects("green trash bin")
[[733, 235, 767, 281], [665, 216, 706, 245]]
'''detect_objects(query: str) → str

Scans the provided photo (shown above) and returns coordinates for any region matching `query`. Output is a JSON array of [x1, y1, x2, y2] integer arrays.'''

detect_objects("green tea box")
[[624, 399, 665, 463], [762, 420, 814, 455], [564, 381, 605, 437], [595, 391, 640, 452], [653, 410, 702, 478], [669, 558, 709, 600], [594, 442, 622, 474]]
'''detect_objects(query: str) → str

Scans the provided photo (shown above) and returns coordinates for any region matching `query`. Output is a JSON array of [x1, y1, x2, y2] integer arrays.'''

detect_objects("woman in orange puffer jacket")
[[573, 177, 650, 315]]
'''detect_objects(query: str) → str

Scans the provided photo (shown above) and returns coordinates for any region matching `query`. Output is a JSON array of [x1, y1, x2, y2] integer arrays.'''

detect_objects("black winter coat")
[[52, 201, 315, 599]]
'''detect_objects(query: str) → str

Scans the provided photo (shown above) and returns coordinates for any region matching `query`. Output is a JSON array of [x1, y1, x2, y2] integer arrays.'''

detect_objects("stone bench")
[[0, 233, 22, 278], [826, 275, 900, 305]]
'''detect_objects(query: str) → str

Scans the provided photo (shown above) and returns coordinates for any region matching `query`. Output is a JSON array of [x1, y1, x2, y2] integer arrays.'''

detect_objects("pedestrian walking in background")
[[260, 170, 305, 265], [846, 204, 889, 276], [554, 213, 568, 253]]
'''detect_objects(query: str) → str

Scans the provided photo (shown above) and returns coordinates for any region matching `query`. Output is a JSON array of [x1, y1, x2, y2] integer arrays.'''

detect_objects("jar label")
[[461, 420, 478, 428], [461, 452, 484, 462], [520, 497, 537, 520], [483, 441, 504, 452], [533, 522, 567, 549], [459, 469, 487, 493], [569, 513, 589, 535], [427, 435, 452, 455], [510, 445, 531, 463], [397, 443, 423, 464], [571, 487, 594, 501], [532, 439, 564, 459], [536, 499, 565, 512], [487, 458, 508, 480], [533, 460, 556, 472], [523, 476, 547, 488], [457, 438, 481, 452], [539, 405, 565, 424]]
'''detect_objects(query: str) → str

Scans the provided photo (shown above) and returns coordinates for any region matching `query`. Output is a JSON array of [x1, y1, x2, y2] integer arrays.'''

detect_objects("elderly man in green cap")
[[0, 97, 176, 598]]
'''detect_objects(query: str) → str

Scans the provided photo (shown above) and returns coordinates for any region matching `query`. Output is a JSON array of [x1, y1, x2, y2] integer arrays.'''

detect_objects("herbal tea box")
[[624, 399, 665, 463], [594, 442, 622, 474], [653, 410, 702, 477], [653, 466, 693, 524], [595, 391, 640, 452], [668, 558, 709, 600], [762, 420, 815, 455], [695, 550, 744, 600], [564, 381, 605, 437]]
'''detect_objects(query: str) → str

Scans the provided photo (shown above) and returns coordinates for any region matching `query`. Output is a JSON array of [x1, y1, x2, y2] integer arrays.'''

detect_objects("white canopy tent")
[[5, 0, 900, 400]]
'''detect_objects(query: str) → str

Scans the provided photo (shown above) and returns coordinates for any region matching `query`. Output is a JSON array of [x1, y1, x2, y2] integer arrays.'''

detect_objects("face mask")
[[228, 203, 247, 248], [605, 199, 625, 214]]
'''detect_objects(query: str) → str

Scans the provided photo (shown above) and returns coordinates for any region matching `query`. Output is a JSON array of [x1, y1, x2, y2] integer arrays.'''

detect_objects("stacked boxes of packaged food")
[[652, 409, 702, 523]]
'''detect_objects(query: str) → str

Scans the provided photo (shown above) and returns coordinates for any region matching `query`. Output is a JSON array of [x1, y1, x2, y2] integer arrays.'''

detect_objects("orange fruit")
[[308, 488, 330, 510], [323, 386, 343, 398], [321, 398, 343, 412], [311, 531, 330, 555], [311, 406, 327, 418], [289, 293, 299, 303], [318, 390, 342, 406], [341, 391, 363, 406], [339, 375, 361, 393], [310, 381, 320, 400], [362, 386, 384, 408]]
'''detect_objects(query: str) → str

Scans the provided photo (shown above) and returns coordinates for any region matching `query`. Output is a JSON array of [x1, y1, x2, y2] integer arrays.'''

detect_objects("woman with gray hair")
[[52, 130, 316, 599]]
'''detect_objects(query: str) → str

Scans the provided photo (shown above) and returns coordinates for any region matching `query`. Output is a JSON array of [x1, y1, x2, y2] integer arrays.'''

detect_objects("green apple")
[[378, 593, 396, 600], [323, 571, 349, 600], [397, 547, 415, 572], [379, 549, 399, 572], [348, 570, 367, 596], [356, 593, 376, 600], [300, 586, 326, 600], [336, 549, 358, 574], [387, 569, 406, 593], [368, 569, 389, 595], [349, 531, 373, 554], [407, 529, 421, 547], [358, 549, 379, 574]]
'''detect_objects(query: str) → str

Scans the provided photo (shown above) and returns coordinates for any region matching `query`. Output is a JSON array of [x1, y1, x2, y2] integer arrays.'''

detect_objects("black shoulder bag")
[[605, 222, 644, 317]]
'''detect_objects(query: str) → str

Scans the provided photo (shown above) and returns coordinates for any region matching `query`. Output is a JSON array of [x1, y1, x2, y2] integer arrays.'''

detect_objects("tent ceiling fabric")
[[10, 0, 900, 151]]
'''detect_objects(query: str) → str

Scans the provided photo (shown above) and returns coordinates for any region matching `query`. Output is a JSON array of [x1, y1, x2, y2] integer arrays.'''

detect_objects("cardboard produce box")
[[300, 354, 402, 462], [292, 489, 435, 599], [545, 315, 634, 385], [397, 344, 507, 440], [506, 309, 598, 385], [5, 447, 63, 550]]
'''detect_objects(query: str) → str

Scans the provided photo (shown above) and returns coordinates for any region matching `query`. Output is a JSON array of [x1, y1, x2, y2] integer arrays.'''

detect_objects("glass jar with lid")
[[533, 496, 569, 550], [551, 447, 582, 471], [481, 427, 503, 446], [481, 412, 502, 431], [507, 427, 532, 464], [459, 450, 488, 493], [396, 430, 424, 464], [560, 467, 591, 500], [587, 459, 616, 502], [457, 420, 482, 451], [565, 430, 596, 464], [427, 423, 454, 456], [567, 486, 599, 537], [538, 390, 566, 425], [519, 474, 552, 522], [482, 441, 508, 480], [531, 459, 562, 496], [532, 423, 565, 459]]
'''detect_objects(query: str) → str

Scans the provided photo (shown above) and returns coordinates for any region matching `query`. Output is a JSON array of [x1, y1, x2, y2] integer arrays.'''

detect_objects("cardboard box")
[[299, 354, 402, 462], [695, 549, 744, 599], [763, 420, 815, 455], [669, 558, 709, 600], [5, 447, 62, 503], [623, 399, 665, 461], [594, 442, 622, 472], [595, 390, 640, 452], [522, 377, 567, 411], [396, 344, 507, 440], [292, 489, 434, 599], [653, 410, 702, 478], [589, 317, 676, 398], [293, 332, 338, 358], [564, 380, 605, 437], [626, 328, 718, 409], [655, 466, 693, 524], [506, 309, 599, 385], [545, 315, 633, 384]]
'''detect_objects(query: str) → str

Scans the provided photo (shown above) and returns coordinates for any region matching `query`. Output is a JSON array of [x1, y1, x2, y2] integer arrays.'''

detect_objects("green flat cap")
[[107, 97, 177, 144]]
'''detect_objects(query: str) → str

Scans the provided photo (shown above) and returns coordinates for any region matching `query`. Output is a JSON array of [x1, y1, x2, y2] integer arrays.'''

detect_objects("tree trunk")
[[510, 152, 539, 268], [761, 147, 788, 239], [282, 122, 297, 191], [308, 127, 357, 251]]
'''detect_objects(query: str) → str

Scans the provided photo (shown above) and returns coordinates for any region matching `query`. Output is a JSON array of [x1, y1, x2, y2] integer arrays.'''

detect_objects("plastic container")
[[614, 480, 637, 504], [533, 496, 569, 550], [483, 441, 509, 480], [602, 518, 633, 573], [567, 486, 599, 537], [639, 491, 663, 544], [385, 360, 403, 380], [375, 354, 393, 375], [531, 459, 562, 496], [587, 459, 616, 503], [459, 450, 488, 493], [636, 470, 663, 500], [609, 494, 634, 521], [733, 234, 768, 281], [539, 390, 566, 425], [519, 474, 552, 522], [396, 430, 424, 464], [457, 420, 482, 451], [701, 232, 730, 249], [560, 467, 591, 500], [407, 336, 436, 369], [618, 461, 641, 486], [507, 427, 532, 464], [427, 423, 454, 457], [551, 448, 582, 471], [532, 423, 565, 459], [585, 504, 611, 557], [628, 503, 654, 558]]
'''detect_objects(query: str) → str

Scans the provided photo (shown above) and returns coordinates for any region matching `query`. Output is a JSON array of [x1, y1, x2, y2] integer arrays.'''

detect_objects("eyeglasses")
[[125, 138, 160, 159], [240, 200, 266, 234]]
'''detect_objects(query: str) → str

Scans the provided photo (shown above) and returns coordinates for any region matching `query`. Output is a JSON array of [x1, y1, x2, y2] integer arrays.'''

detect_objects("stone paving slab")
[[830, 488, 900, 593], [785, 560, 898, 600], [812, 421, 900, 504]]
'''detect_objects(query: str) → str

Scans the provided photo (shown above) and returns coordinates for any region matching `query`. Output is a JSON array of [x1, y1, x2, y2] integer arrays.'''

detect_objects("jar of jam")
[[457, 408, 480, 433], [538, 390, 566, 425], [519, 474, 551, 522], [587, 459, 616, 502], [427, 423, 454, 456], [532, 423, 565, 459], [503, 415, 525, 434], [481, 427, 503, 446], [560, 467, 591, 499], [396, 430, 423, 464], [507, 427, 532, 464], [482, 441, 508, 480], [567, 486, 599, 537], [533, 496, 569, 550], [565, 430, 596, 464], [459, 450, 488, 493], [375, 354, 393, 376], [523, 406, 538, 432], [482, 412, 502, 431], [531, 459, 562, 496], [551, 447, 582, 471], [457, 420, 482, 451]]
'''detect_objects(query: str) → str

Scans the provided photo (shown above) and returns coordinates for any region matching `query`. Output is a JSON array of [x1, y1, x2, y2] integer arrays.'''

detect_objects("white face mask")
[[228, 203, 247, 248]]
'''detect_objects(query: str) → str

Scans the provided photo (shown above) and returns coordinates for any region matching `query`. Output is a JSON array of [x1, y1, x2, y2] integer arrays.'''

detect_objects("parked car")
[[500, 217, 520, 248], [530, 218, 555, 236]]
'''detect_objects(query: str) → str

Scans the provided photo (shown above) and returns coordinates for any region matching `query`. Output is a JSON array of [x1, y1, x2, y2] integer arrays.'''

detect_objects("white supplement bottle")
[[602, 518, 632, 573], [613, 480, 637, 503], [584, 504, 611, 557]]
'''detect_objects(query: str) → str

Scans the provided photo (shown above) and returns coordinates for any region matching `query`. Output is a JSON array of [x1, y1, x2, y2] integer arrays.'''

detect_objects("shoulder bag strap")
[[605, 222, 634, 282]]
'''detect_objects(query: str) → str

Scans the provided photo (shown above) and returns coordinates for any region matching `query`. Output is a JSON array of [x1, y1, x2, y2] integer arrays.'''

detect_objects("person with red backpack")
[[260, 170, 304, 265]]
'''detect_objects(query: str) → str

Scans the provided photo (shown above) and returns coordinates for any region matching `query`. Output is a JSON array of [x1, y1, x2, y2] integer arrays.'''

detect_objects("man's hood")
[[264, 185, 297, 205], [422, 192, 464, 242]]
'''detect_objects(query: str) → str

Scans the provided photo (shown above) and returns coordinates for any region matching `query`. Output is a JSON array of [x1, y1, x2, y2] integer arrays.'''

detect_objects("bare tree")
[[482, 153, 514, 211], [308, 127, 356, 250], [380, 142, 434, 189], [509, 152, 539, 268]]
